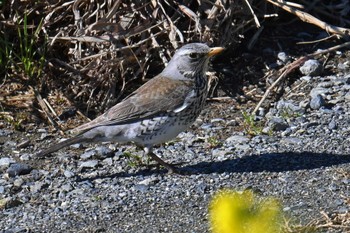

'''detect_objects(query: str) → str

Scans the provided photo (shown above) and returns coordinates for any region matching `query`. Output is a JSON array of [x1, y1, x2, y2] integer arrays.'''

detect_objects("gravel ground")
[[1, 59, 350, 232]]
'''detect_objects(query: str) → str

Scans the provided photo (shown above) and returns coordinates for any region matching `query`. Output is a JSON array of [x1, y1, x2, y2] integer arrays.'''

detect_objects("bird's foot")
[[148, 152, 188, 175]]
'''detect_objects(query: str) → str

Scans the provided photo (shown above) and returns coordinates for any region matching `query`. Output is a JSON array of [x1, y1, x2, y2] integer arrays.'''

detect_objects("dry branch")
[[266, 0, 350, 38]]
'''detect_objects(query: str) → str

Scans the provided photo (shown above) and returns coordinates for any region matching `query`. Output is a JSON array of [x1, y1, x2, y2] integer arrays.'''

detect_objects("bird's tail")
[[36, 135, 88, 158]]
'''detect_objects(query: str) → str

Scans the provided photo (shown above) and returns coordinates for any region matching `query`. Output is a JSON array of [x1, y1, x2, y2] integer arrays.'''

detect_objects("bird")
[[36, 43, 224, 173]]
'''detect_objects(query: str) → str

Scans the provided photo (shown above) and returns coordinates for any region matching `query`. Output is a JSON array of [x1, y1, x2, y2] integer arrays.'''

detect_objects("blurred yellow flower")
[[209, 189, 282, 233]]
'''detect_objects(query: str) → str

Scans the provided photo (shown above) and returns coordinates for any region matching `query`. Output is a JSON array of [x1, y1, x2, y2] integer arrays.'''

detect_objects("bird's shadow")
[[77, 151, 350, 181]]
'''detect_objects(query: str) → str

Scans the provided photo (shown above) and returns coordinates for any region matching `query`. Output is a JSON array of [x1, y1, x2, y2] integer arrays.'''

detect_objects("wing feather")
[[71, 75, 194, 134]]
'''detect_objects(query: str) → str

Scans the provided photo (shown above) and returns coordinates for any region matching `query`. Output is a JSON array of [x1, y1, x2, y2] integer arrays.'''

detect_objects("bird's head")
[[162, 43, 224, 80]]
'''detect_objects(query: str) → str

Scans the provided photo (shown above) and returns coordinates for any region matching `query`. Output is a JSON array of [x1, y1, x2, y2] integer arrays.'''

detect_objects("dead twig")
[[34, 88, 63, 134], [252, 56, 307, 115], [243, 0, 260, 28], [266, 0, 350, 38]]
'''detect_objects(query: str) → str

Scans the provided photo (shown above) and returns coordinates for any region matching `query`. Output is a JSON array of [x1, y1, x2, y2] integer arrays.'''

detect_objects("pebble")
[[328, 119, 337, 130], [299, 59, 322, 76], [80, 150, 96, 159], [20, 153, 31, 161], [30, 182, 43, 193], [309, 87, 328, 98], [268, 117, 289, 131], [277, 52, 290, 64], [345, 92, 350, 101], [0, 157, 15, 167], [337, 62, 348, 70], [64, 170, 75, 178], [138, 177, 159, 186], [133, 184, 149, 192], [277, 100, 304, 114], [79, 160, 99, 169], [95, 146, 113, 157], [309, 94, 325, 110], [103, 157, 113, 166], [13, 178, 24, 187], [61, 183, 73, 192], [7, 163, 32, 177], [0, 129, 12, 136], [225, 135, 249, 145], [300, 76, 311, 82], [4, 140, 16, 147]]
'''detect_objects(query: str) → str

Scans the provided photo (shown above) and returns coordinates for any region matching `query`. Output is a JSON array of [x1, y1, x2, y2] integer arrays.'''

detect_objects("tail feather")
[[36, 135, 88, 158]]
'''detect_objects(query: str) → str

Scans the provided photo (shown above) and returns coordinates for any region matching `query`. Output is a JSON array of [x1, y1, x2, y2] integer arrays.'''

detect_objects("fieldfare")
[[37, 43, 224, 173]]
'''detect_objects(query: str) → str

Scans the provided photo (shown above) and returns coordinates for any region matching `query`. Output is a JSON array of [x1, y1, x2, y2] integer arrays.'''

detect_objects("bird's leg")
[[144, 147, 178, 174]]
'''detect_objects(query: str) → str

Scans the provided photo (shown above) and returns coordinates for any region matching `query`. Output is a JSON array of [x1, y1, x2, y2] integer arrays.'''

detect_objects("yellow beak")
[[207, 47, 224, 57]]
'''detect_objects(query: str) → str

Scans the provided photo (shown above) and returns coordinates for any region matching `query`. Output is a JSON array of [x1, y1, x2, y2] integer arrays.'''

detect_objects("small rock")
[[225, 135, 249, 145], [13, 178, 24, 187], [300, 76, 311, 82], [299, 59, 322, 76], [0, 157, 15, 167], [310, 87, 328, 98], [257, 107, 265, 117], [7, 163, 32, 177], [328, 119, 337, 130], [317, 81, 333, 88], [212, 149, 227, 158], [262, 126, 271, 134], [103, 157, 113, 166], [269, 117, 289, 131], [70, 143, 82, 149], [95, 146, 112, 157], [310, 94, 325, 110], [200, 123, 213, 130], [235, 144, 250, 151], [210, 118, 225, 123], [133, 184, 149, 192], [196, 182, 207, 194], [277, 52, 290, 64], [30, 169, 43, 181], [37, 128, 47, 133], [61, 183, 73, 192], [20, 153, 30, 161], [138, 177, 159, 186], [80, 150, 96, 159], [277, 100, 304, 114], [333, 106, 344, 114], [0, 186, 4, 194], [64, 170, 75, 178], [79, 160, 99, 169], [30, 181, 43, 193], [0, 129, 12, 136], [4, 141, 17, 147], [345, 92, 350, 101], [338, 206, 349, 214], [337, 62, 349, 70], [226, 119, 238, 126]]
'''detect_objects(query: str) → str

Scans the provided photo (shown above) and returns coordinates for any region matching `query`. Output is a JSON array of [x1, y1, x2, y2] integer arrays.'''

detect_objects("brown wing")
[[71, 75, 194, 134]]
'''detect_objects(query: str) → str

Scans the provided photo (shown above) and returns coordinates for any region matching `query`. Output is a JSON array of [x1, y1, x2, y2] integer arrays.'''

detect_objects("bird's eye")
[[188, 53, 200, 59]]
